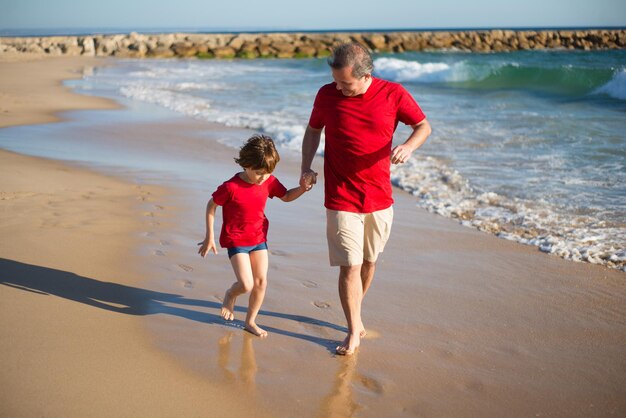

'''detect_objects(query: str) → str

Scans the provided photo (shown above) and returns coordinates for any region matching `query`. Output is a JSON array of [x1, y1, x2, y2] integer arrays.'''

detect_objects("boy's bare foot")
[[221, 289, 236, 321], [244, 322, 268, 338], [336, 332, 360, 356]]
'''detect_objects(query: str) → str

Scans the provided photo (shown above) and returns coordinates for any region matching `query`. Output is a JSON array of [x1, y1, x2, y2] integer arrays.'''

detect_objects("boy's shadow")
[[0, 258, 343, 353]]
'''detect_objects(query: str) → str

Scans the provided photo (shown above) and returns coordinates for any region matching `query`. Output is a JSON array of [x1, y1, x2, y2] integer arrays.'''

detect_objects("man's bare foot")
[[336, 332, 360, 356], [220, 289, 236, 321], [244, 322, 268, 338]]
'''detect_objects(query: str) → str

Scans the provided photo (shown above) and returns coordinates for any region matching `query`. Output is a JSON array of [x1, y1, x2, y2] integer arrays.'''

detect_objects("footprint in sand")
[[358, 375, 385, 394], [270, 249, 288, 256], [302, 280, 318, 288], [154, 204, 164, 210], [143, 212, 155, 217], [182, 279, 193, 289], [313, 301, 331, 309], [464, 379, 485, 393], [153, 250, 166, 256], [177, 264, 194, 272]]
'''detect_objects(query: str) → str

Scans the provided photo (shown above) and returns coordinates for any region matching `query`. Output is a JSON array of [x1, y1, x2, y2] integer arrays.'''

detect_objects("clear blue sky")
[[2, 0, 625, 32]]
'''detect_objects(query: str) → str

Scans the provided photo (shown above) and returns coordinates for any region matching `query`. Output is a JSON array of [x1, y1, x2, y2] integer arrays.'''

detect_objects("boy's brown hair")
[[235, 134, 280, 173]]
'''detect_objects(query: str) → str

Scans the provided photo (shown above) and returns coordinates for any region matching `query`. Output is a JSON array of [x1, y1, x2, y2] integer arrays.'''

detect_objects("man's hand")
[[391, 144, 413, 165], [300, 170, 318, 191], [391, 120, 432, 165]]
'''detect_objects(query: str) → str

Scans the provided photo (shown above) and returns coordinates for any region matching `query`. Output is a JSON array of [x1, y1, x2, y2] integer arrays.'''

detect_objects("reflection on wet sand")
[[218, 331, 258, 396], [319, 354, 360, 417]]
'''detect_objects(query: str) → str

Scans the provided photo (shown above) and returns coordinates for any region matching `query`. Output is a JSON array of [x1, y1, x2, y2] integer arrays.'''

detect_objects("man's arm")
[[301, 125, 322, 189], [391, 119, 432, 165]]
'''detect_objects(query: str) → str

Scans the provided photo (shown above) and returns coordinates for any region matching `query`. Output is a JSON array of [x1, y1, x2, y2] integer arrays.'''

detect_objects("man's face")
[[332, 66, 371, 97]]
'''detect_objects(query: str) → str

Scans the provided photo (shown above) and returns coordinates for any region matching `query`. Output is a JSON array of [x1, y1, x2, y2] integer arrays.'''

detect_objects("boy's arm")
[[280, 183, 307, 202], [280, 175, 314, 202], [198, 198, 219, 256]]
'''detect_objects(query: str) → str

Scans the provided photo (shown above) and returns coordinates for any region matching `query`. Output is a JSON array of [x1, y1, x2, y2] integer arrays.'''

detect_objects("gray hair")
[[327, 43, 373, 78]]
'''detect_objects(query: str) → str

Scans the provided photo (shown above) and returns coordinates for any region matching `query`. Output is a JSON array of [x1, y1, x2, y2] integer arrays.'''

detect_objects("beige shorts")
[[326, 206, 394, 266]]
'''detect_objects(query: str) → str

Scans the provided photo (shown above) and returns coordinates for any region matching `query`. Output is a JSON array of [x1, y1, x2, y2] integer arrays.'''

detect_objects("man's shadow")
[[0, 258, 343, 353]]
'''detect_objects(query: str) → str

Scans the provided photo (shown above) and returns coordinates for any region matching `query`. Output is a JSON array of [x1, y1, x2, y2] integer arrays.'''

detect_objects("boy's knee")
[[241, 281, 254, 293], [254, 277, 267, 289]]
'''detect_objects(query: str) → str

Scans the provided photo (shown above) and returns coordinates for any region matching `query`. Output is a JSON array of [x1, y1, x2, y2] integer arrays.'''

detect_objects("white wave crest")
[[594, 69, 626, 100], [373, 58, 476, 83]]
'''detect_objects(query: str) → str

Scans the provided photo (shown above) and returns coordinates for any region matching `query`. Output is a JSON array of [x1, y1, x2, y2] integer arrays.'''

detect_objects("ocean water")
[[20, 50, 626, 270]]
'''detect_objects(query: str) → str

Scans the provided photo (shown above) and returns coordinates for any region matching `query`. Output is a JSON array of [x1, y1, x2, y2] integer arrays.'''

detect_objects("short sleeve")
[[396, 85, 426, 126], [308, 88, 326, 129], [211, 181, 231, 206], [267, 176, 287, 199]]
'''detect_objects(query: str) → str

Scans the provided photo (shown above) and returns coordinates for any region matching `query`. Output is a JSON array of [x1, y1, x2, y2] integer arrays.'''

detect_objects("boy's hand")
[[198, 238, 217, 257], [300, 171, 317, 191]]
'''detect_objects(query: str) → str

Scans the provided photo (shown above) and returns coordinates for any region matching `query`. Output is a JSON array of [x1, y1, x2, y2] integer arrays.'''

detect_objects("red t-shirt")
[[212, 173, 287, 248], [309, 77, 426, 213]]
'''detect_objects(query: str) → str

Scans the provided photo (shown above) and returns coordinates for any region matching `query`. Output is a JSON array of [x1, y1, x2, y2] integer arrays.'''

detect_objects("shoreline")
[[1, 55, 625, 416], [0, 55, 120, 128]]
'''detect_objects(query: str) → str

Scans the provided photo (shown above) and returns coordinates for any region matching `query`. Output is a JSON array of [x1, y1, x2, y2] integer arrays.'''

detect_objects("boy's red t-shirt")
[[309, 77, 426, 213], [212, 174, 287, 248]]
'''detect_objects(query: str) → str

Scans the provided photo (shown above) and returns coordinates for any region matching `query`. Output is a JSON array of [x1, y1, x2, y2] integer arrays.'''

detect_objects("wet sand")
[[0, 55, 258, 417], [1, 55, 625, 417]]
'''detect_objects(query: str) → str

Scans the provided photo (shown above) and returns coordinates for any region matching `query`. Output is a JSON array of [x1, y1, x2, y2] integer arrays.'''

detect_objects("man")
[[301, 43, 431, 356]]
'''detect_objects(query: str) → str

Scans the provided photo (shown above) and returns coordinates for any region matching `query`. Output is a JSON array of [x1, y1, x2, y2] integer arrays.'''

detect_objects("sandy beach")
[[1, 55, 625, 417]]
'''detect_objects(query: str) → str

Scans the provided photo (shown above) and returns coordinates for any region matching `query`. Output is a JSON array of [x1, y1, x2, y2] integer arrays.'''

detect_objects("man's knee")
[[339, 264, 362, 282], [362, 259, 376, 268]]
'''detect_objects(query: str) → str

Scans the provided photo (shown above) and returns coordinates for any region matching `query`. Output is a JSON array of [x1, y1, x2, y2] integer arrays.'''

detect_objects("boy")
[[198, 134, 314, 337]]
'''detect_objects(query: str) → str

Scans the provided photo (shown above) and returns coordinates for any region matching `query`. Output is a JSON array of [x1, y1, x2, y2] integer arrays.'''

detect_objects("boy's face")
[[243, 167, 270, 185]]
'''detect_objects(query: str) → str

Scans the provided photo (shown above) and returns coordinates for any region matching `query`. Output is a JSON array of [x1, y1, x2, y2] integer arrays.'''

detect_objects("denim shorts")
[[227, 242, 268, 259]]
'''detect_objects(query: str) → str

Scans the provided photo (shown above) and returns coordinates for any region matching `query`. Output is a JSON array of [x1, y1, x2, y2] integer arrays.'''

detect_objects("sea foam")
[[594, 69, 626, 100]]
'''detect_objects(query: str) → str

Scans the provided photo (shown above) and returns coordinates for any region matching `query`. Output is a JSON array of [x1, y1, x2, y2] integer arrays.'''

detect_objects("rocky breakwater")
[[1, 29, 625, 58]]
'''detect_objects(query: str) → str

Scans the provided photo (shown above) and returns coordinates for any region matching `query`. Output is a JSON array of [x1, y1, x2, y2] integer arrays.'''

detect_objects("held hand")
[[300, 170, 318, 191], [391, 144, 413, 165], [197, 239, 217, 257]]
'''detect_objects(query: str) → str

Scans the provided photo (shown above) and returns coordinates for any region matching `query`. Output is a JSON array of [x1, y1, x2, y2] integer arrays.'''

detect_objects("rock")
[[95, 38, 117, 56], [155, 34, 175, 48], [128, 41, 148, 54], [295, 45, 316, 58], [147, 46, 175, 58], [25, 43, 44, 54], [79, 37, 96, 56], [0, 29, 623, 59], [211, 46, 236, 58], [271, 42, 296, 54], [257, 44, 277, 58], [172, 42, 198, 57], [430, 32, 455, 49], [63, 45, 83, 55], [228, 34, 257, 50], [363, 33, 387, 50]]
